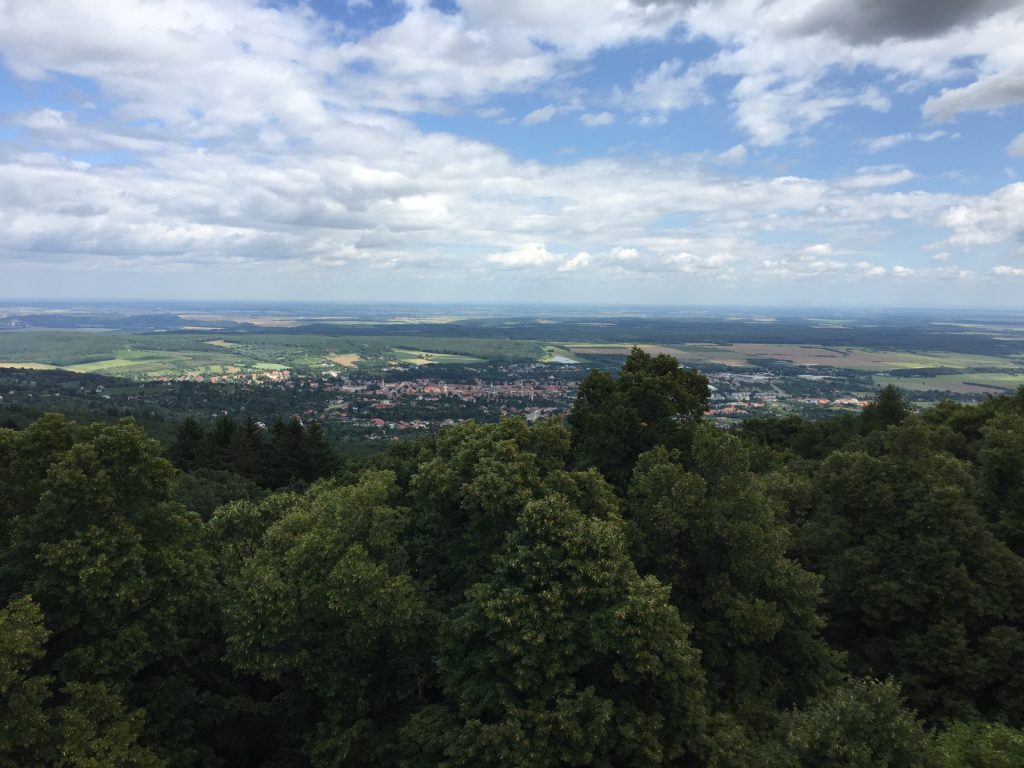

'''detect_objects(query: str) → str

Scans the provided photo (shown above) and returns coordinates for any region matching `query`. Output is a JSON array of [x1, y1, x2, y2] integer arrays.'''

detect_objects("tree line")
[[2, 348, 1023, 766]]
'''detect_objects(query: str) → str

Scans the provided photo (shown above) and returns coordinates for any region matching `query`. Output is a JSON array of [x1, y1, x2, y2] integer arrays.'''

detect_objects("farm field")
[[0, 330, 539, 379], [391, 349, 483, 365], [565, 342, 1019, 373], [1, 306, 1023, 400], [874, 372, 1024, 394], [0, 361, 57, 370]]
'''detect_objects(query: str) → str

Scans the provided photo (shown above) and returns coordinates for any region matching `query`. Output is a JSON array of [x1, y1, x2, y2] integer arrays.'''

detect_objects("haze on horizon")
[[1, 0, 1024, 307]]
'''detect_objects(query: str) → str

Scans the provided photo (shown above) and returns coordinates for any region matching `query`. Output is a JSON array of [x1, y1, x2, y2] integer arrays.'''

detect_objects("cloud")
[[992, 265, 1024, 277], [657, 0, 1024, 142], [924, 63, 1024, 120], [800, 243, 833, 257], [0, 0, 1019, 301], [580, 111, 615, 127], [790, 0, 1019, 44], [619, 58, 705, 114], [864, 130, 951, 152], [839, 167, 915, 189], [612, 247, 639, 260], [1009, 132, 1024, 157], [716, 144, 747, 164], [854, 261, 888, 277], [14, 109, 72, 131], [522, 105, 557, 125], [327, 0, 689, 110], [487, 243, 557, 267], [664, 250, 737, 275], [940, 182, 1024, 247], [559, 251, 591, 271]]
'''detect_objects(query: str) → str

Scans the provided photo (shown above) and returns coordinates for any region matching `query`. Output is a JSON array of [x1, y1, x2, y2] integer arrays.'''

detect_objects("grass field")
[[327, 354, 360, 366], [697, 343, 1018, 370], [565, 343, 724, 363], [540, 346, 584, 363], [392, 349, 483, 365], [566, 342, 1019, 372], [875, 372, 1024, 394]]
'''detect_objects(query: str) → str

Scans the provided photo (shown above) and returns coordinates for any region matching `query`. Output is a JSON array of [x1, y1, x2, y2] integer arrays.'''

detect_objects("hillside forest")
[[2, 348, 1024, 767]]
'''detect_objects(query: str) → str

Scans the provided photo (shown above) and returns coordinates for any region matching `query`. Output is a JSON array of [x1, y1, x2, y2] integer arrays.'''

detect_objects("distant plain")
[[1, 303, 1023, 397]]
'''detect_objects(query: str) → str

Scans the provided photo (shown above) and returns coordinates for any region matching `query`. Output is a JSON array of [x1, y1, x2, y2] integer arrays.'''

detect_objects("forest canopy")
[[2, 348, 1023, 767]]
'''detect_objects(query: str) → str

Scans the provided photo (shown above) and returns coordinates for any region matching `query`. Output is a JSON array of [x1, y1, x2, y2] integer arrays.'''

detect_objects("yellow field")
[[328, 354, 360, 366], [0, 361, 58, 370]]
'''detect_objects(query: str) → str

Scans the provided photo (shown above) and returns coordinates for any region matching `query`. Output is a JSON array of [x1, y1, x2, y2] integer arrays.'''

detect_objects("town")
[[1, 359, 879, 442]]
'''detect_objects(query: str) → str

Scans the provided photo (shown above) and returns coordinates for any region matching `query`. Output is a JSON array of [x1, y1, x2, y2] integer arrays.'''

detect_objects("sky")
[[1, 0, 1024, 307]]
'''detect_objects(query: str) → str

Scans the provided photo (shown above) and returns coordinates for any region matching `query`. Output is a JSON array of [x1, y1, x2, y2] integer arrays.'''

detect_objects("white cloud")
[[611, 247, 639, 260], [940, 182, 1024, 247], [620, 58, 706, 114], [0, 0, 1019, 300], [328, 0, 688, 111], [487, 243, 556, 267], [559, 251, 591, 271], [664, 250, 737, 275], [839, 167, 915, 189], [716, 144, 747, 164], [522, 105, 557, 125], [992, 265, 1024, 277], [801, 243, 833, 257], [1009, 132, 1024, 157], [865, 130, 950, 152], [657, 0, 1024, 144], [854, 261, 888, 276], [580, 111, 615, 127]]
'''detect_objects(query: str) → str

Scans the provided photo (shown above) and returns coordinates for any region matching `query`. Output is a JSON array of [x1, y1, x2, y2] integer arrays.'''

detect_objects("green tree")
[[199, 415, 237, 472], [779, 678, 937, 768], [407, 418, 569, 597], [861, 385, 912, 434], [305, 419, 338, 481], [167, 417, 205, 472], [934, 721, 1024, 768], [407, 492, 711, 768], [807, 438, 1024, 724], [977, 409, 1024, 555], [0, 416, 221, 766], [265, 418, 311, 488], [54, 682, 164, 768], [223, 471, 426, 768], [627, 429, 839, 730], [229, 416, 266, 481], [0, 596, 51, 767], [568, 348, 709, 488]]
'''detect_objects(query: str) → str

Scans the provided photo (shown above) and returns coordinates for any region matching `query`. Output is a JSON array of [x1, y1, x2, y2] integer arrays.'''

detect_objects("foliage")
[[568, 347, 709, 487], [778, 677, 937, 768], [934, 721, 1024, 767], [627, 431, 840, 730], [2, 363, 1023, 765], [407, 492, 711, 768], [222, 472, 427, 767]]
